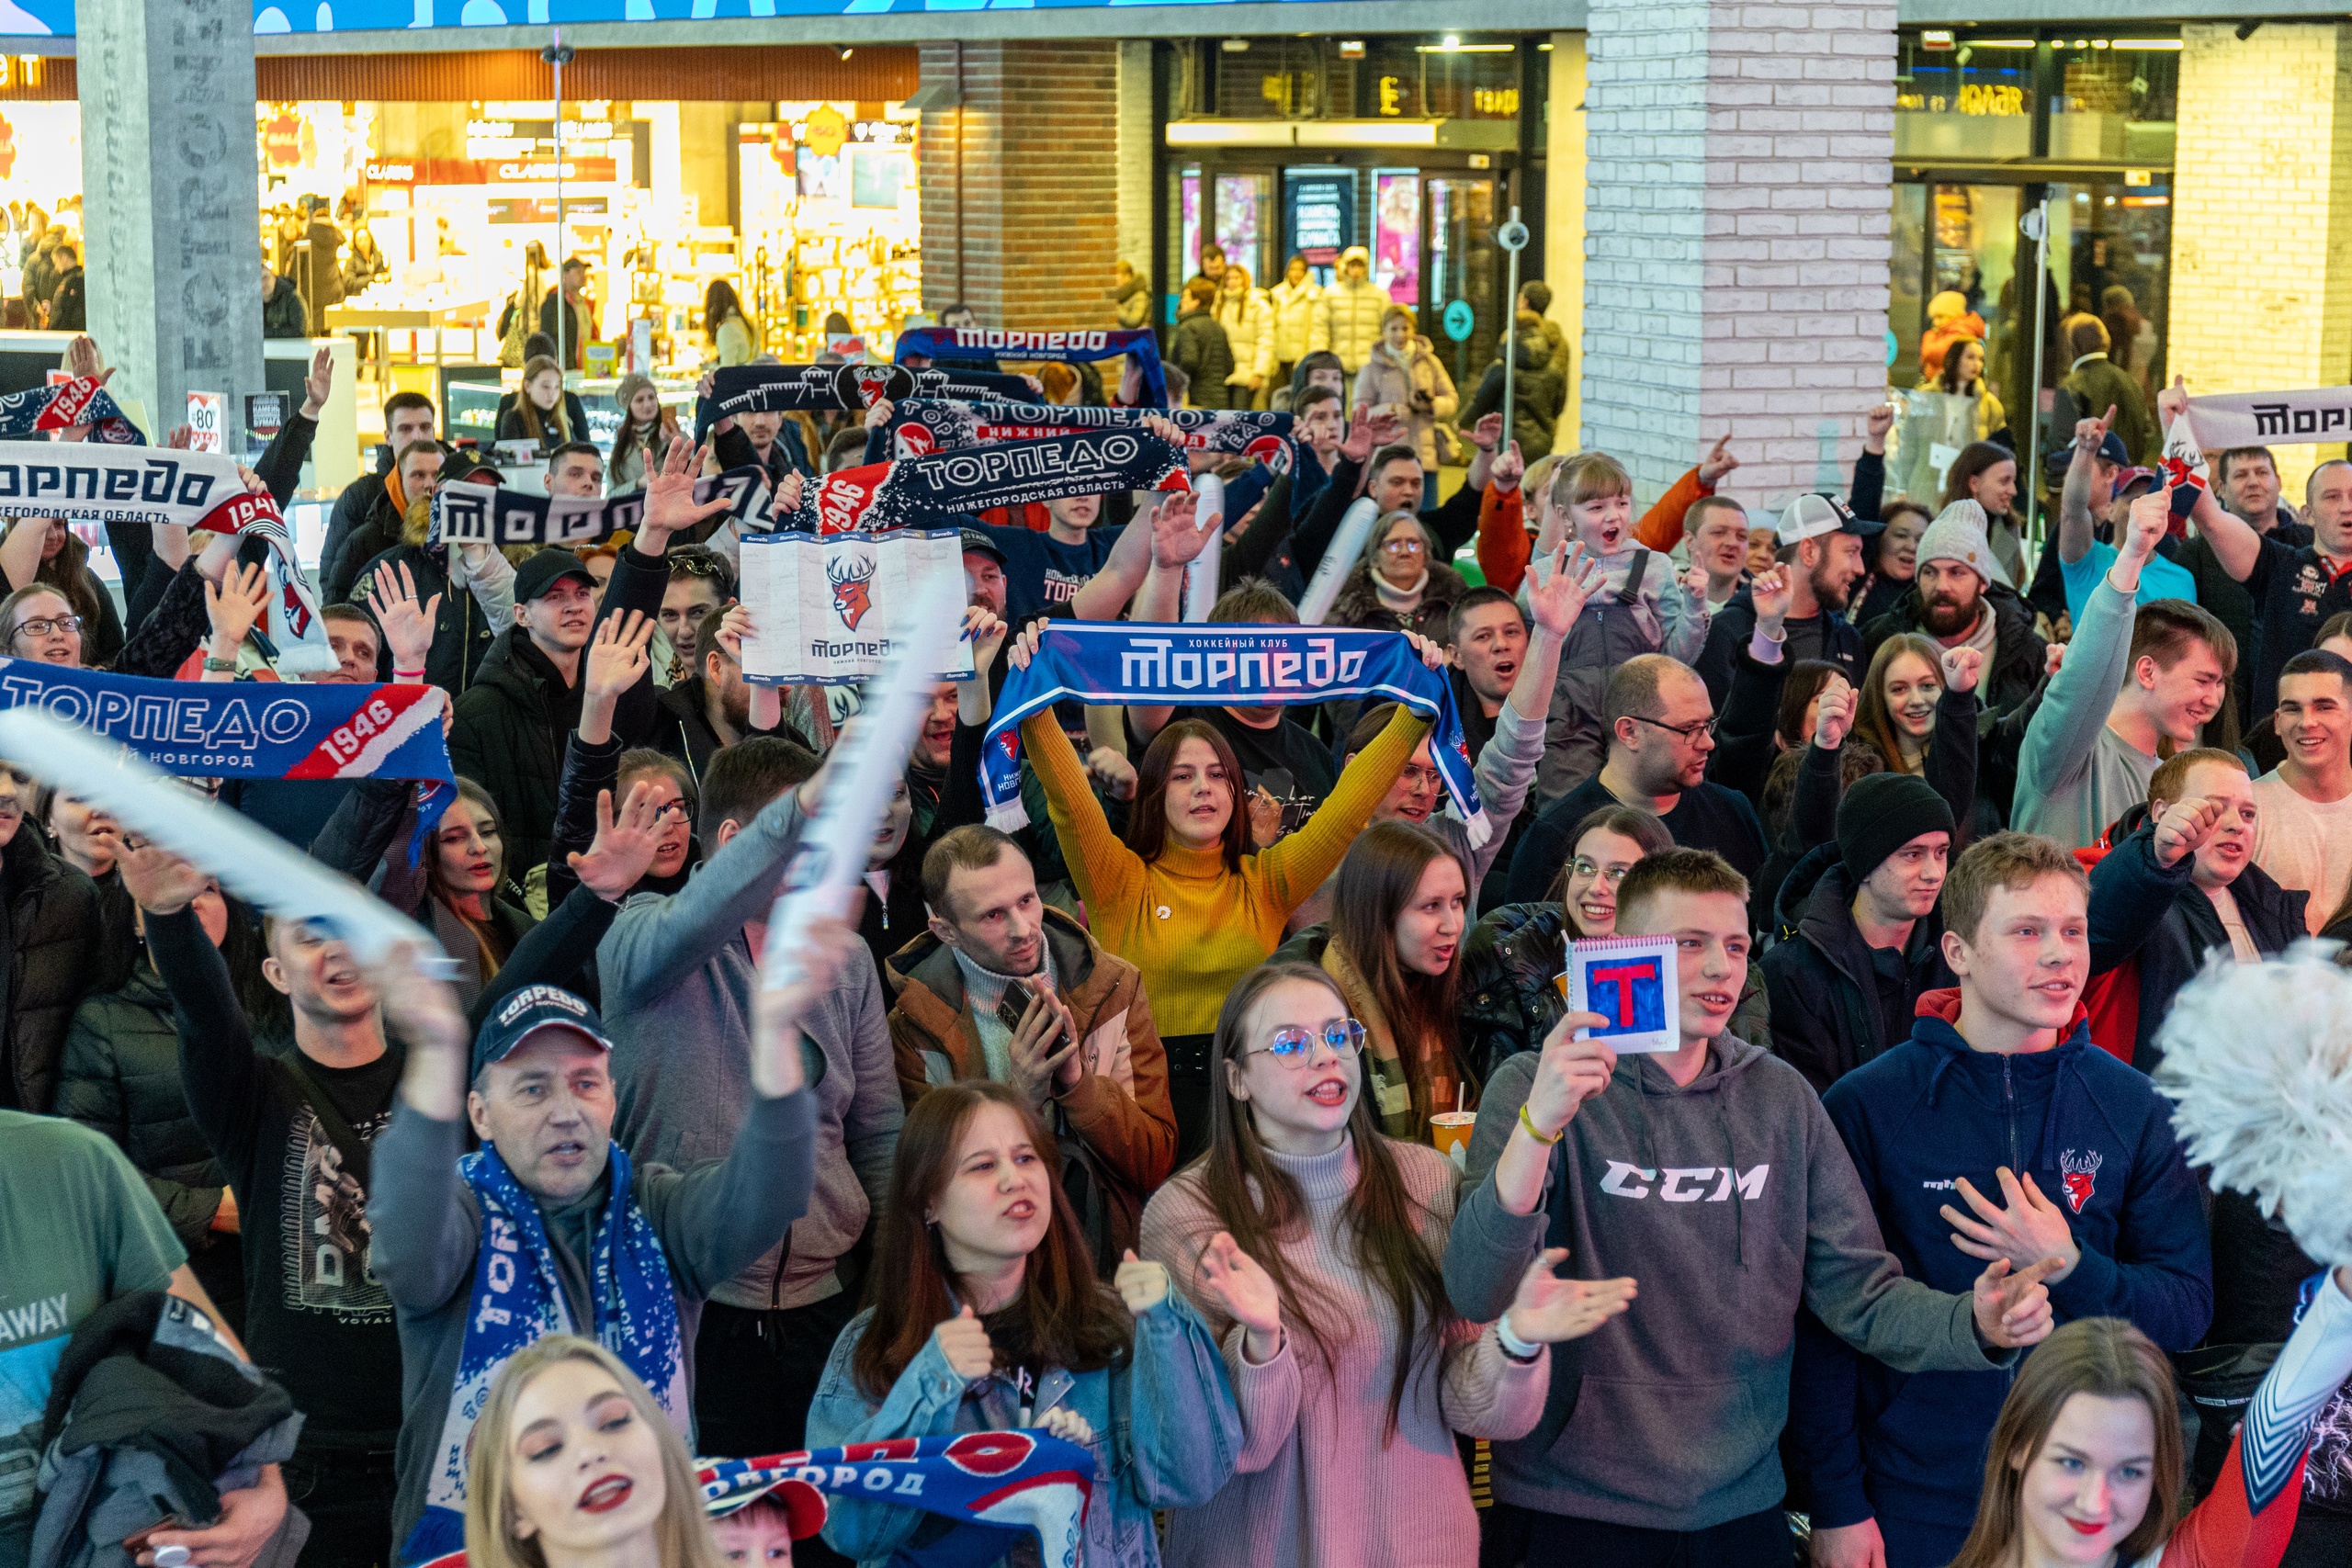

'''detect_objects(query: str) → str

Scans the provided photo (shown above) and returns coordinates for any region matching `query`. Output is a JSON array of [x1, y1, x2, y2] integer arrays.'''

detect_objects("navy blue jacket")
[[1787, 999, 2212, 1552]]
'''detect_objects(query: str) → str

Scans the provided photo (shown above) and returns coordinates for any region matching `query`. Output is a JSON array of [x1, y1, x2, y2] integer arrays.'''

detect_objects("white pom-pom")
[[2154, 941, 2352, 1266]]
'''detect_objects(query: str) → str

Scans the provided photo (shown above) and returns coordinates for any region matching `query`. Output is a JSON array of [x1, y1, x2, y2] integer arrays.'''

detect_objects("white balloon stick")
[[1183, 473, 1225, 623], [1296, 496, 1380, 626]]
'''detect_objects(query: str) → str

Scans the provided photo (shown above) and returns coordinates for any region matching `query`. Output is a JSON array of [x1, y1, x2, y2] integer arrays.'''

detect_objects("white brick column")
[[1579, 0, 1895, 515], [2170, 22, 2352, 493]]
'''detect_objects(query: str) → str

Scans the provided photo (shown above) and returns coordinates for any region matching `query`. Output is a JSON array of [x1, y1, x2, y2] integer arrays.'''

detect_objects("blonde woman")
[[464, 1336, 726, 1568], [1217, 265, 1276, 409]]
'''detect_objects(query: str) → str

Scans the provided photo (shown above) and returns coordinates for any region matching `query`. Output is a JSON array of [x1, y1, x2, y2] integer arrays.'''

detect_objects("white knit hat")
[[1916, 500, 2008, 589]]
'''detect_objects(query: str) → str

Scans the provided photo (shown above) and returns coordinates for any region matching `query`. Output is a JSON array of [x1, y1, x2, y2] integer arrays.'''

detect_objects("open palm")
[[1507, 1247, 1636, 1344]]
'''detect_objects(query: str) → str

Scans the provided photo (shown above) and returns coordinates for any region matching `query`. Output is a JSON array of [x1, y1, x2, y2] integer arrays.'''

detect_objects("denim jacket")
[[809, 1291, 1243, 1567]]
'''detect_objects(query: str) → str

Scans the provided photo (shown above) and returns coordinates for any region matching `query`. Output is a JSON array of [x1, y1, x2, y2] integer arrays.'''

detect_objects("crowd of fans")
[[5, 310, 2352, 1568]]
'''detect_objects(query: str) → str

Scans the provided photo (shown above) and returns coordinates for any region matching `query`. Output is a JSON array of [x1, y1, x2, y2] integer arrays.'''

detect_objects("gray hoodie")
[[2012, 569, 2152, 851], [1444, 1037, 2010, 1532], [600, 784, 904, 1311]]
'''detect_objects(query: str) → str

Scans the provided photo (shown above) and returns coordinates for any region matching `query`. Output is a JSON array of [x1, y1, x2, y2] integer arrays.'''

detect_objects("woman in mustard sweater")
[[1011, 629, 1431, 1161]]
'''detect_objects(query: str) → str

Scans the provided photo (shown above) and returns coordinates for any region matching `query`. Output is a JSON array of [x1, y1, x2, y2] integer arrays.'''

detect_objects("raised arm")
[[2057, 403, 2118, 566], [126, 850, 268, 1177], [1257, 697, 1429, 908], [2161, 378, 2261, 583]]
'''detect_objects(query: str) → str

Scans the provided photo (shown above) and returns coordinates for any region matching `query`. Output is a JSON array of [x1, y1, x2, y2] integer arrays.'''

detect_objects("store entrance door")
[[1426, 175, 1500, 406]]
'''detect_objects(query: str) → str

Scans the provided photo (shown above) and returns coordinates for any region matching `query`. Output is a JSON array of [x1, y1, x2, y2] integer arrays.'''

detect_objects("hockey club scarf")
[[694, 363, 1033, 442], [0, 445, 336, 671], [886, 400, 1293, 471], [402, 1140, 685, 1564], [893, 325, 1169, 408], [427, 468, 770, 549], [0, 656, 455, 856], [697, 1434, 1096, 1568], [780, 430, 1190, 536], [0, 375, 142, 444], [982, 621, 1487, 843]]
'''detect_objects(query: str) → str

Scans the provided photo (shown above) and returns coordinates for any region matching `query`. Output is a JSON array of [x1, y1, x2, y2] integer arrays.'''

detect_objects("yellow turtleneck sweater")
[[1023, 705, 1429, 1038]]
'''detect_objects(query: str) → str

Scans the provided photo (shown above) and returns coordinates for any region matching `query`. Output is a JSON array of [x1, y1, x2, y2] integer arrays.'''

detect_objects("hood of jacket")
[[1898, 998, 2103, 1179], [1512, 331, 1555, 374]]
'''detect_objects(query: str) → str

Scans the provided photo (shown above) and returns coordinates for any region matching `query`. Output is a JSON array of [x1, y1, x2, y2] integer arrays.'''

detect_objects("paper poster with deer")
[[734, 528, 978, 686]]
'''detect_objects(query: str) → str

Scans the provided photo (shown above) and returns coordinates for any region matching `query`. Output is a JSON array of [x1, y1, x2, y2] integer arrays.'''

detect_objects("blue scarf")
[[698, 1433, 1097, 1568], [0, 657, 454, 856], [0, 376, 142, 444], [894, 326, 1168, 408], [982, 621, 1487, 842], [402, 1141, 686, 1565], [694, 363, 1032, 442]]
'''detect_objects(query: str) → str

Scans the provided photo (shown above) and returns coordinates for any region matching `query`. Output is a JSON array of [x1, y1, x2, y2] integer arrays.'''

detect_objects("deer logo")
[[829, 549, 877, 630], [2057, 1149, 2102, 1213]]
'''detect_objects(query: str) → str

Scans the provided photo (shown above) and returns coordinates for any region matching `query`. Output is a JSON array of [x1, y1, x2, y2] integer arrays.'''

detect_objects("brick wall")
[[917, 40, 1123, 330], [2171, 22, 2352, 491], [1579, 0, 1895, 515]]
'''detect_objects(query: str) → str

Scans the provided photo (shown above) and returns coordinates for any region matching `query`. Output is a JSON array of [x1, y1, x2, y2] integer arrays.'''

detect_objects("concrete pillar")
[[917, 40, 1121, 329], [1544, 32, 1588, 453], [76, 0, 265, 442], [1579, 0, 1896, 514], [2170, 22, 2352, 493]]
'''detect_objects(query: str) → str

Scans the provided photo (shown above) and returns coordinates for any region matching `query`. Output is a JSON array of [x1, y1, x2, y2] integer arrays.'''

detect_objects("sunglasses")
[[1246, 1018, 1368, 1067]]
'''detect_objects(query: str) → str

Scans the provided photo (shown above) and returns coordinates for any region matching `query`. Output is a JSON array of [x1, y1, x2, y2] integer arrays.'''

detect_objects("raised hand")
[[1813, 675, 1856, 750], [2120, 485, 2172, 563], [62, 333, 104, 382], [1748, 566, 1793, 630], [1680, 563, 1711, 602], [204, 562, 272, 652], [366, 560, 442, 676], [1527, 542, 1601, 638], [2155, 372, 2189, 427], [935, 1303, 996, 1382], [568, 782, 662, 902], [1006, 622, 1046, 672], [1698, 432, 1739, 486], [1193, 1232, 1283, 1351], [1939, 643, 1984, 695], [2151, 795, 2226, 870], [964, 604, 1009, 673], [301, 344, 334, 417], [712, 602, 754, 666], [2044, 641, 2066, 679], [1521, 1011, 1617, 1141], [1469, 411, 1505, 453], [1149, 491, 1207, 569], [1863, 404, 1895, 455], [1115, 1248, 1171, 1314], [118, 841, 210, 916], [1087, 748, 1137, 803], [1943, 1168, 2081, 1284], [2074, 402, 2117, 455], [643, 434, 731, 545], [583, 609, 655, 705], [1246, 785, 1283, 850], [164, 425, 194, 451], [750, 913, 859, 1099], [864, 396, 895, 432], [1404, 630, 1447, 671], [1973, 1256, 2064, 1349], [1488, 439, 1526, 496], [1506, 1247, 1637, 1345]]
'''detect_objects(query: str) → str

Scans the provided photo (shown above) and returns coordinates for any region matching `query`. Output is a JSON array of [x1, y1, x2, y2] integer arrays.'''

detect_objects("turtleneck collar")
[[1374, 569, 1429, 610], [1154, 836, 1232, 878], [1263, 1138, 1358, 1203]]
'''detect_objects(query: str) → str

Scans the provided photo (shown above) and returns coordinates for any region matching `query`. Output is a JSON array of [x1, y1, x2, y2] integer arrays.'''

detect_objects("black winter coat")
[[1860, 581, 2046, 720], [1458, 901, 1571, 1085], [1460, 330, 1568, 461], [54, 964, 235, 1250], [2089, 817, 2310, 1076], [348, 541, 499, 694], [448, 630, 572, 875], [1169, 312, 1237, 409], [1695, 584, 1866, 714], [1758, 841, 1952, 1094], [0, 825, 101, 1112]]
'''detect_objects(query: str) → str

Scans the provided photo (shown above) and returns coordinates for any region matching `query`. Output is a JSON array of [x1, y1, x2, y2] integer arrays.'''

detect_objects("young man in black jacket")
[[1761, 773, 1955, 1094], [2086, 747, 2305, 1073]]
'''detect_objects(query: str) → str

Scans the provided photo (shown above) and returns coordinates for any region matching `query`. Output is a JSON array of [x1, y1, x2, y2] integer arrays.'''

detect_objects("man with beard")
[[1861, 502, 2047, 718], [2017, 488, 2235, 851], [882, 825, 1175, 1266], [2188, 412, 2352, 716], [1697, 491, 1871, 708]]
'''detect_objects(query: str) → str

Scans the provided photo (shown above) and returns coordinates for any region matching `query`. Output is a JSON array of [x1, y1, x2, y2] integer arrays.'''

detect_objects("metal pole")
[[542, 31, 576, 375], [2021, 197, 2050, 558], [1497, 205, 1530, 460]]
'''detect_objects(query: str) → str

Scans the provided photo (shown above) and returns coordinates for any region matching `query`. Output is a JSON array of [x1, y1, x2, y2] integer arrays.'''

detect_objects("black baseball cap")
[[514, 547, 594, 604], [440, 450, 504, 488], [958, 526, 1006, 566], [469, 985, 615, 1080]]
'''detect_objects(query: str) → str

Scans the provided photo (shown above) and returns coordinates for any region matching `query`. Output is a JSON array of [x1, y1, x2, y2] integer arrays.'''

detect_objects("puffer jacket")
[[1320, 256, 1387, 372], [0, 824, 101, 1113], [1459, 901, 1571, 1084], [1216, 286, 1276, 398], [1758, 841, 1953, 1095], [54, 964, 235, 1251], [1268, 276, 1324, 365], [1353, 336, 1460, 469], [1168, 310, 1237, 410], [1460, 328, 1569, 461], [1329, 558, 1469, 641]]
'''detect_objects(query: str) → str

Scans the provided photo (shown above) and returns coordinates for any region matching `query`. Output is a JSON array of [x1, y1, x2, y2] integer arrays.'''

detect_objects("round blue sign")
[[1442, 299, 1475, 343]]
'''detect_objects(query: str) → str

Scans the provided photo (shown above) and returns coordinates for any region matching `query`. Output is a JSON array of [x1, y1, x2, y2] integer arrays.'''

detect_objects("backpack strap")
[[270, 1053, 374, 1192], [1615, 548, 1651, 607]]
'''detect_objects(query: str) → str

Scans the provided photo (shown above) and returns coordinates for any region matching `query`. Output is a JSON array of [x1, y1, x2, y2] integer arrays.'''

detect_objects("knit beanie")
[[1838, 773, 1956, 883], [1915, 500, 1998, 588]]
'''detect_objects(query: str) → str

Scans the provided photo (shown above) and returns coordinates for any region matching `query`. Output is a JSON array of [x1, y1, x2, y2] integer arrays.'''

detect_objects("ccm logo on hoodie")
[[1599, 1162, 1770, 1201]]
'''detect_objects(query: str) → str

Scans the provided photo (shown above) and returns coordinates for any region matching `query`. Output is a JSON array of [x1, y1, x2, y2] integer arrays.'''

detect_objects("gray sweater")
[[369, 1089, 816, 1552], [599, 784, 903, 1310], [1443, 1039, 2008, 1532], [2013, 567, 2154, 851]]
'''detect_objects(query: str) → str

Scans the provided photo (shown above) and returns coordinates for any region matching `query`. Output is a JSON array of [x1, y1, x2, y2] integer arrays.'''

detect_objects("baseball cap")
[[469, 985, 615, 1080], [514, 547, 594, 604], [2111, 465, 2163, 497], [1775, 491, 1883, 547], [2046, 428, 2132, 481], [440, 450, 504, 488], [697, 1458, 829, 1540], [958, 526, 1007, 566]]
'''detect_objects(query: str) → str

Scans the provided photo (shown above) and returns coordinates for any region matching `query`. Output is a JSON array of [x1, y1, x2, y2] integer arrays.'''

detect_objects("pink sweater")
[[1140, 1138, 1548, 1568]]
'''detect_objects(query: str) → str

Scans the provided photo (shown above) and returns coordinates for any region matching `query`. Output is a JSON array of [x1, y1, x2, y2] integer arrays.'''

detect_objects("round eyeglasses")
[[1246, 1018, 1368, 1067]]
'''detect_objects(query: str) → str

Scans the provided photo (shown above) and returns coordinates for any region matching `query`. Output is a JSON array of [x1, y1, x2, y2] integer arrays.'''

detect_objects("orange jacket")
[[1475, 466, 1715, 592]]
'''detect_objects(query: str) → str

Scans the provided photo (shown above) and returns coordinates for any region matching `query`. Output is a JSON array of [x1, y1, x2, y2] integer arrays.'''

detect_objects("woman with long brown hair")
[[496, 354, 587, 455], [1010, 623, 1429, 1159], [704, 278, 757, 367], [1942, 1274, 2352, 1568], [808, 1080, 1240, 1567], [1939, 441, 2025, 587], [1140, 962, 1633, 1567], [464, 1335, 729, 1568], [1852, 631, 1983, 834]]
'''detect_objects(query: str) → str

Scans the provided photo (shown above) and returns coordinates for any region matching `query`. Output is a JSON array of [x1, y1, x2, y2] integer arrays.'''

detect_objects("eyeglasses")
[[1628, 713, 1719, 744], [650, 797, 691, 822], [1247, 1018, 1368, 1066], [1381, 537, 1427, 557], [13, 615, 81, 639], [1570, 858, 1634, 885], [1395, 763, 1444, 793]]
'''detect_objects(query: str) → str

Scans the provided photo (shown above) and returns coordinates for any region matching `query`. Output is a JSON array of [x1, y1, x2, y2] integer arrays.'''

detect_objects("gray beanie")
[[1916, 500, 2002, 589]]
